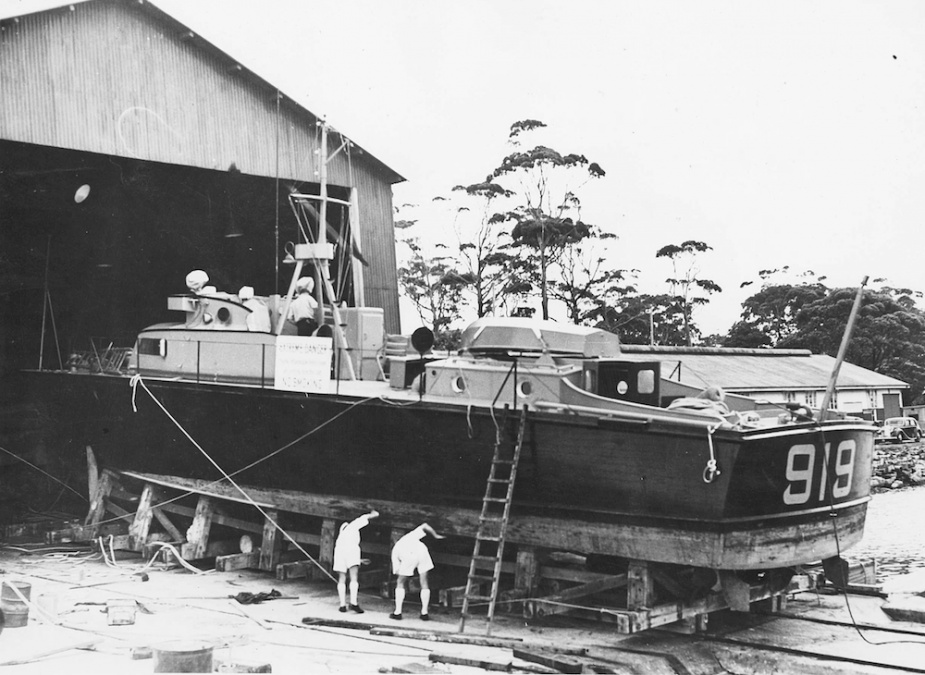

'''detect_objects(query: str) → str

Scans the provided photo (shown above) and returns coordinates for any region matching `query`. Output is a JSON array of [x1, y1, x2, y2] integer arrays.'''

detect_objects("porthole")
[[217, 307, 231, 323], [452, 376, 467, 393], [518, 380, 533, 397], [616, 380, 629, 395]]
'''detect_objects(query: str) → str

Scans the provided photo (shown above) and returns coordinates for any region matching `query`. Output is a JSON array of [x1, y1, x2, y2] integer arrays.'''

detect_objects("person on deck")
[[238, 286, 271, 332], [390, 523, 445, 621], [333, 510, 379, 613], [288, 276, 319, 336]]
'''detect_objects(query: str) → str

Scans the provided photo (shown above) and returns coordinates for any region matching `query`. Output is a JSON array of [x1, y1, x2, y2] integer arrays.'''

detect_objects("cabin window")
[[518, 380, 533, 397], [138, 338, 166, 357], [452, 376, 467, 393], [616, 380, 629, 395], [217, 307, 231, 323], [804, 391, 817, 407], [637, 369, 656, 395]]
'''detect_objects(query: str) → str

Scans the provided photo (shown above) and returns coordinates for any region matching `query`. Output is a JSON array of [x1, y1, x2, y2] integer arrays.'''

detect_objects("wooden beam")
[[181, 496, 214, 560], [128, 484, 156, 551], [515, 546, 539, 596], [315, 519, 335, 580], [216, 551, 260, 572], [259, 510, 283, 572], [627, 561, 654, 610]]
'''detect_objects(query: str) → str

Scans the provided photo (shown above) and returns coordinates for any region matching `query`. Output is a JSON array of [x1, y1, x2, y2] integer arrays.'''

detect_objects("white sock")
[[337, 581, 346, 606], [394, 586, 405, 614], [420, 588, 431, 615], [349, 581, 359, 606]]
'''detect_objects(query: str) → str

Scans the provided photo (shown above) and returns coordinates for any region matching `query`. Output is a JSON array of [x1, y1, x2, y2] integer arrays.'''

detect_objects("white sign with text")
[[274, 336, 333, 392]]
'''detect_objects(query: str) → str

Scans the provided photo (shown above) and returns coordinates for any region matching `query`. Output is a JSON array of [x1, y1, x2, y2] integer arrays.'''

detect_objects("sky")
[[5, 0, 925, 335]]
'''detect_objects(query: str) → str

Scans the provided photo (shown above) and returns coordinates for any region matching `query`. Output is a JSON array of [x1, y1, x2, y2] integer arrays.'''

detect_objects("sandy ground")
[[1, 546, 925, 674]]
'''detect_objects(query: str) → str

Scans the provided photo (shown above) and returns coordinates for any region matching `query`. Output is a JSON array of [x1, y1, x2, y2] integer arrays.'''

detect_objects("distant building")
[[619, 345, 907, 420]]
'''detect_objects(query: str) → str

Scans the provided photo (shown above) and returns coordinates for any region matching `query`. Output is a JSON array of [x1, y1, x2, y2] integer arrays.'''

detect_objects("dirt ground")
[[2, 544, 925, 674]]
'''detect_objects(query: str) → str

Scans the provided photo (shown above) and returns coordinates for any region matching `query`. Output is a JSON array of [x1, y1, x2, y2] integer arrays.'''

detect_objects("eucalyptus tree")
[[490, 120, 606, 320], [655, 240, 722, 346]]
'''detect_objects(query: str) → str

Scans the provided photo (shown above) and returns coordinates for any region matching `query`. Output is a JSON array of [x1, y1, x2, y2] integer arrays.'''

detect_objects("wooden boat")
[[16, 124, 875, 579], [22, 301, 874, 572]]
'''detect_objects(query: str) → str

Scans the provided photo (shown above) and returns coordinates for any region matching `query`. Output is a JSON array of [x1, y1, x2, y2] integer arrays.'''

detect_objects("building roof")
[[0, 0, 405, 184], [618, 346, 908, 392]]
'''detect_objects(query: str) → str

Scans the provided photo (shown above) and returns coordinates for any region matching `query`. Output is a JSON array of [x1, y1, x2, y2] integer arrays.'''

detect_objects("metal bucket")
[[0, 581, 31, 628], [153, 640, 214, 673]]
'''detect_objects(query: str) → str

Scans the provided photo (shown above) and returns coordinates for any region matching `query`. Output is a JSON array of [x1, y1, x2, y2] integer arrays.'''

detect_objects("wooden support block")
[[314, 518, 336, 580], [216, 551, 260, 572], [390, 663, 446, 674], [439, 583, 486, 608], [626, 560, 654, 610], [259, 510, 283, 572], [512, 647, 583, 674], [128, 484, 157, 551], [515, 546, 539, 596], [277, 561, 311, 581], [181, 496, 214, 560], [84, 469, 113, 537], [428, 652, 511, 671]]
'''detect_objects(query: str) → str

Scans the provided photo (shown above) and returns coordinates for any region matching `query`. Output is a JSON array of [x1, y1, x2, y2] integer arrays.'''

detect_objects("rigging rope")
[[129, 375, 336, 582], [702, 424, 721, 483]]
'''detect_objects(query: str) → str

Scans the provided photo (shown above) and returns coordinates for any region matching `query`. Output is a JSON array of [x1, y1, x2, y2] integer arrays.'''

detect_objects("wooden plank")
[[152, 504, 185, 543], [428, 653, 511, 671], [121, 470, 865, 569], [128, 484, 157, 551], [512, 648, 583, 674], [627, 561, 653, 610], [515, 546, 539, 596], [315, 519, 336, 580], [370, 628, 524, 648], [216, 551, 260, 572], [85, 469, 113, 536], [181, 496, 214, 560], [259, 510, 282, 572]]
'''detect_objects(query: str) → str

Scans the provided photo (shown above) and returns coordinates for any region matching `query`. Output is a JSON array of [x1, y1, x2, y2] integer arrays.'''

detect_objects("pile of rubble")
[[872, 441, 925, 490]]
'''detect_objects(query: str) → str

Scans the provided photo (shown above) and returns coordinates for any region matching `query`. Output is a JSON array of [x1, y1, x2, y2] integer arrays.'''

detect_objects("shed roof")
[[618, 346, 908, 391], [0, 0, 405, 184]]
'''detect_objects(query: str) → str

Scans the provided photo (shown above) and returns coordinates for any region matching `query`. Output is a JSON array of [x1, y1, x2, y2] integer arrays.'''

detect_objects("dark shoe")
[[389, 612, 402, 620], [338, 605, 347, 613], [350, 604, 364, 614], [420, 613, 430, 621]]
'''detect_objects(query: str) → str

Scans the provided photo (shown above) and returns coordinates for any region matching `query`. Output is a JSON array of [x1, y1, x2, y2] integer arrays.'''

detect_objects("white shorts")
[[391, 539, 433, 577], [332, 542, 362, 573]]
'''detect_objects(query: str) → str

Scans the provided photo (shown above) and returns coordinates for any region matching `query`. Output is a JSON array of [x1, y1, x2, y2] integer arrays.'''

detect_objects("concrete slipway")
[[1, 546, 924, 674]]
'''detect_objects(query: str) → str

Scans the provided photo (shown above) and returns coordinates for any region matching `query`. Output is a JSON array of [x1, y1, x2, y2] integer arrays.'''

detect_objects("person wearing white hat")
[[238, 286, 271, 332], [288, 276, 319, 336], [186, 269, 216, 295]]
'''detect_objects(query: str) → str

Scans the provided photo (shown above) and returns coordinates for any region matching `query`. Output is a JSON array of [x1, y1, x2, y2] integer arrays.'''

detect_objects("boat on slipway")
[[22, 274, 875, 574], [18, 122, 875, 583]]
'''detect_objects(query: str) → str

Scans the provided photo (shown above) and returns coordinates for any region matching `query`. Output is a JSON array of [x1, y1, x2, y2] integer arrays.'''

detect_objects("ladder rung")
[[479, 515, 503, 522], [476, 534, 500, 542], [483, 497, 508, 503], [472, 555, 498, 563], [468, 573, 495, 583], [493, 459, 515, 465], [487, 477, 510, 483], [465, 594, 494, 603]]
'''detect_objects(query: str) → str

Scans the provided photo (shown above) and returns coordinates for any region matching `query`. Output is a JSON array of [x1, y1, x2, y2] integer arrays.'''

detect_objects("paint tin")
[[153, 640, 214, 673], [0, 581, 31, 628], [106, 598, 137, 626]]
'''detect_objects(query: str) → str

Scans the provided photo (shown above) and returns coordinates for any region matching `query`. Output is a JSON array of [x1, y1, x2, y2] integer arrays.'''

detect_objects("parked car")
[[875, 417, 923, 443]]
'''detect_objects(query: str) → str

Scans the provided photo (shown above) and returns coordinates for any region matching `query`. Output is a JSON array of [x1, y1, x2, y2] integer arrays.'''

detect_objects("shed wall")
[[0, 1, 400, 329]]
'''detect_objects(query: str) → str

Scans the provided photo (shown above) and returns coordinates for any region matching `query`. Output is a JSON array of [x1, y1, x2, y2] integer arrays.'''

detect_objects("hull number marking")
[[783, 441, 856, 505]]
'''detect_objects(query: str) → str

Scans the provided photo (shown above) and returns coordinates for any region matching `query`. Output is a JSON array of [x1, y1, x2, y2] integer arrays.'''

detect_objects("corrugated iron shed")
[[619, 345, 908, 392], [0, 0, 404, 339]]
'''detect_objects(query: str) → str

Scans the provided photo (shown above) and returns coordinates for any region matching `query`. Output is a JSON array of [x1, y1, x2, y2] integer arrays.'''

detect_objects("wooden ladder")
[[459, 405, 528, 635]]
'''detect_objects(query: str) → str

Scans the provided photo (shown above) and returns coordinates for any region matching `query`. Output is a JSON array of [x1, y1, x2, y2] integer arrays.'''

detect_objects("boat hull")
[[19, 370, 874, 569]]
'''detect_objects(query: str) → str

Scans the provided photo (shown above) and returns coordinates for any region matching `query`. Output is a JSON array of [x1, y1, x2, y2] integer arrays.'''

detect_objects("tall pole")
[[38, 235, 51, 369], [819, 276, 868, 420]]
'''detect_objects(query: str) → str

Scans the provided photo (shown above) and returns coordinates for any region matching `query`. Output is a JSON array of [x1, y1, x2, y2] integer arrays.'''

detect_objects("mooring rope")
[[702, 424, 721, 483], [129, 375, 336, 582]]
